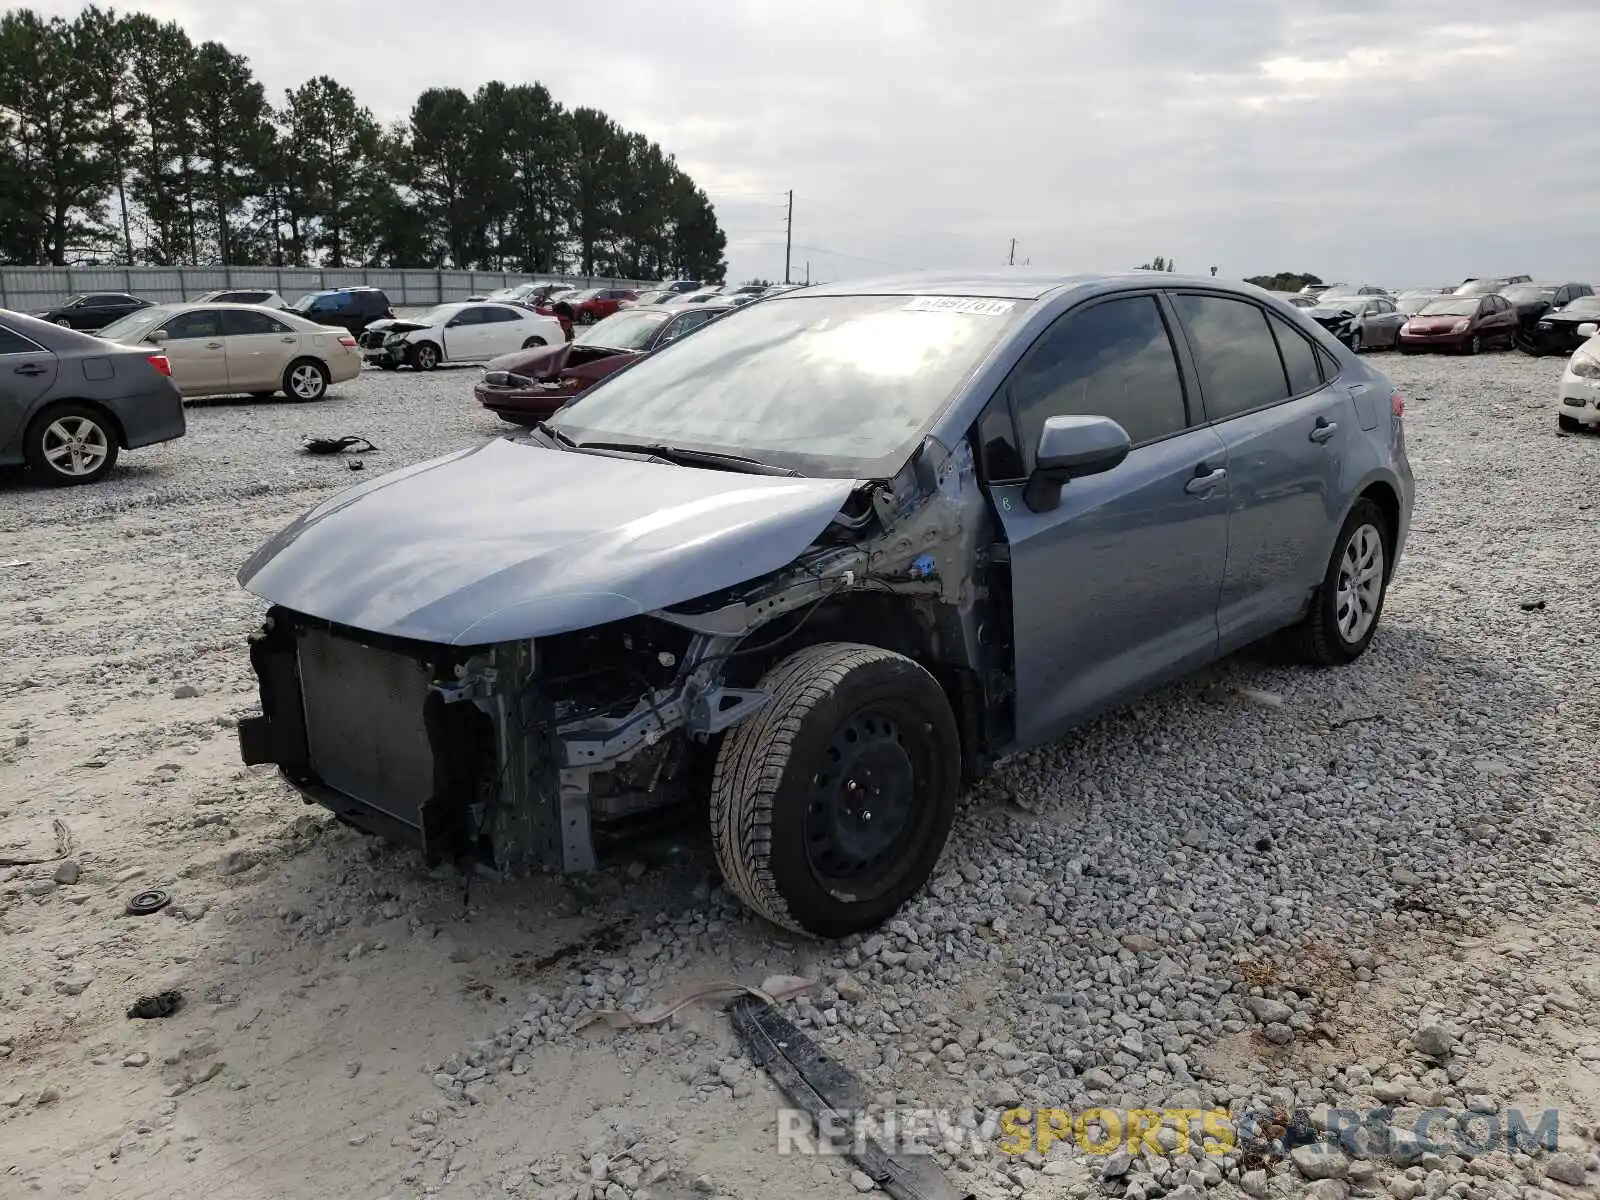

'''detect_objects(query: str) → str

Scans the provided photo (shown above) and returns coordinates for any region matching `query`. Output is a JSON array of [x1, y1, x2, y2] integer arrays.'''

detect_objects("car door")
[[442, 307, 484, 360], [1170, 293, 1353, 647], [986, 291, 1231, 748], [155, 308, 229, 395], [1374, 299, 1404, 346], [0, 322, 58, 452], [222, 308, 299, 391], [480, 306, 529, 357]]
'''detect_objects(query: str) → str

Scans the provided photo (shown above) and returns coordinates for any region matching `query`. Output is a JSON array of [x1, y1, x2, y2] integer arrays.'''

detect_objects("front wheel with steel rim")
[[407, 342, 439, 371], [521, 336, 548, 349], [54, 318, 71, 328], [1349, 327, 1364, 353], [283, 358, 329, 401], [1466, 334, 1482, 355], [23, 404, 120, 486], [1294, 497, 1392, 665], [710, 641, 960, 938]]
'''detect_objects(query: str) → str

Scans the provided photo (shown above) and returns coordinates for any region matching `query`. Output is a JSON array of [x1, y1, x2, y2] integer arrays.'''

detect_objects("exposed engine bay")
[[237, 435, 1010, 878]]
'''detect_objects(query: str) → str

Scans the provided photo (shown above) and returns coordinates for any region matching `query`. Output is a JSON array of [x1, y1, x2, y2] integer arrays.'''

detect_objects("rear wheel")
[[1293, 498, 1392, 666], [284, 358, 329, 401], [23, 404, 120, 486], [710, 642, 960, 938]]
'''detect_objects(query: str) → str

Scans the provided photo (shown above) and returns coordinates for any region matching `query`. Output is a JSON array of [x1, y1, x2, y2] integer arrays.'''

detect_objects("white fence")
[[0, 266, 659, 313]]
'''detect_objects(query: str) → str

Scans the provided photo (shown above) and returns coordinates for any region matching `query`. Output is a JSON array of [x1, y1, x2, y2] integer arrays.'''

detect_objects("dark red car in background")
[[549, 286, 639, 326], [474, 304, 726, 424], [1399, 293, 1520, 354]]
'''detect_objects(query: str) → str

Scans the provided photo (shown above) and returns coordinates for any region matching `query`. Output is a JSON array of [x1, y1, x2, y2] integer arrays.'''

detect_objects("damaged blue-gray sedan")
[[235, 273, 1414, 937]]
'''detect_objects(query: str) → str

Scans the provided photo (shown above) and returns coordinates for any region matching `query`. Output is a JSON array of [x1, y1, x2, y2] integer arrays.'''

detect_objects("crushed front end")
[[236, 608, 732, 874]]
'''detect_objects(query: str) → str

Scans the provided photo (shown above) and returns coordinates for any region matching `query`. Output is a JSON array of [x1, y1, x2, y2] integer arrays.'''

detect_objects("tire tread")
[[710, 642, 932, 935]]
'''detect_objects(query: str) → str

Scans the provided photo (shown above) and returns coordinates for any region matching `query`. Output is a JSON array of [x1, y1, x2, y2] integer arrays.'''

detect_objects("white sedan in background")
[[1558, 321, 1600, 432], [97, 303, 362, 402], [358, 301, 565, 371]]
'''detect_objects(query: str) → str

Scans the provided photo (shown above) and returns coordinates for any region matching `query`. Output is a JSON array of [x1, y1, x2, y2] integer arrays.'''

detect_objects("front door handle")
[[1310, 417, 1338, 443], [1185, 465, 1227, 495], [205, 341, 223, 349], [14, 363, 46, 376], [281, 336, 297, 343]]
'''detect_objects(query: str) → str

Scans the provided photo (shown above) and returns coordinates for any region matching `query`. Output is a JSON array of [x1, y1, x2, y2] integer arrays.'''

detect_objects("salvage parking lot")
[[2, 356, 1598, 1199]]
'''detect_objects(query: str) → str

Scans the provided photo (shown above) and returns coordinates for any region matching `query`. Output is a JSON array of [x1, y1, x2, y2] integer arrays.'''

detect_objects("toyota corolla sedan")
[[234, 274, 1413, 938]]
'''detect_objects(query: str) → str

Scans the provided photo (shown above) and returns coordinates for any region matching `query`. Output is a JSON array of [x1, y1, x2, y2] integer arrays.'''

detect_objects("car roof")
[[795, 270, 1264, 301]]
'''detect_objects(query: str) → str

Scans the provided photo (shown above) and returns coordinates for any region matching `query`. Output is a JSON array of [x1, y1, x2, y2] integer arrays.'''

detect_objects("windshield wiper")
[[534, 421, 578, 447], [574, 440, 802, 477]]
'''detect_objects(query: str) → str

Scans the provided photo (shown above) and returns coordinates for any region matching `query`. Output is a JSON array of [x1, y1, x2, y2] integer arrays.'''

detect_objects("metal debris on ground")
[[730, 994, 974, 1200], [300, 435, 378, 456], [572, 974, 814, 1031], [124, 887, 172, 916], [127, 990, 183, 1019], [0, 817, 73, 866], [1519, 598, 1546, 611], [1236, 687, 1286, 709]]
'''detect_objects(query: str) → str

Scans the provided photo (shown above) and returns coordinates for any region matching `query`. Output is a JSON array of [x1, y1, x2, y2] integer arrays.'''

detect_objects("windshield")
[[565, 289, 600, 302], [1397, 294, 1438, 314], [289, 292, 329, 312], [1502, 287, 1554, 303], [97, 305, 178, 341], [574, 311, 668, 351], [550, 293, 1026, 477], [1560, 296, 1600, 314], [1419, 299, 1481, 317], [1454, 280, 1501, 295]]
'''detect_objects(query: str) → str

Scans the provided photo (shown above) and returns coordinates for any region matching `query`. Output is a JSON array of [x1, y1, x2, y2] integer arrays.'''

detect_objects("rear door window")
[[1171, 294, 1290, 421], [222, 309, 291, 336], [0, 326, 44, 354], [1008, 294, 1190, 454]]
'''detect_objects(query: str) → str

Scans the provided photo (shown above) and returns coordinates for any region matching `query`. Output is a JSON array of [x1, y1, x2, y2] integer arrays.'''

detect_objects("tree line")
[[0, 7, 728, 280]]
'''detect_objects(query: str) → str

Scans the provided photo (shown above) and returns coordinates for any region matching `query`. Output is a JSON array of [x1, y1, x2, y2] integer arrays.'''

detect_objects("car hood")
[[1408, 315, 1470, 330], [486, 343, 571, 378], [363, 317, 429, 334], [237, 436, 858, 645]]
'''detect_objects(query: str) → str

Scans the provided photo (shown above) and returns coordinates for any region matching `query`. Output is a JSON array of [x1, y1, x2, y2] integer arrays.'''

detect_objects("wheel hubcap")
[[419, 349, 435, 367], [42, 416, 109, 476], [1335, 523, 1385, 643], [292, 366, 322, 397], [804, 710, 917, 890]]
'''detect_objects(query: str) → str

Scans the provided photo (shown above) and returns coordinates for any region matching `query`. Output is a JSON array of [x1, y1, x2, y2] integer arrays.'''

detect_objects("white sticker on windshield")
[[902, 296, 1015, 317]]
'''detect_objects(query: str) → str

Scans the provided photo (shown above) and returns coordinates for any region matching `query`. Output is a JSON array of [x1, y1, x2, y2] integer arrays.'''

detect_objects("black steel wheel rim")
[[804, 709, 919, 893]]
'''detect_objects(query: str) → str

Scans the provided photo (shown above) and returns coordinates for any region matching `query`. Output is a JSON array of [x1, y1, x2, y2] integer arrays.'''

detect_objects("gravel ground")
[[1, 351, 1598, 1200]]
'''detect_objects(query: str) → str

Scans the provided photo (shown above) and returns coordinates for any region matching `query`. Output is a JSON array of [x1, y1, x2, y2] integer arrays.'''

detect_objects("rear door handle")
[[14, 363, 46, 376], [1310, 417, 1338, 443], [1185, 465, 1227, 495], [205, 341, 223, 349]]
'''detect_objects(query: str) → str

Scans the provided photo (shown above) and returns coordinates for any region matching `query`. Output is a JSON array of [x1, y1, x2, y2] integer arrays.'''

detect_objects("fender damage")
[[236, 433, 1002, 878]]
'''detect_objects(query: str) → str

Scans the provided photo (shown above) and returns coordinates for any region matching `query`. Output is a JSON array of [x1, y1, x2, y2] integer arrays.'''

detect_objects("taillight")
[[1391, 389, 1405, 417], [338, 335, 357, 348], [147, 353, 171, 377]]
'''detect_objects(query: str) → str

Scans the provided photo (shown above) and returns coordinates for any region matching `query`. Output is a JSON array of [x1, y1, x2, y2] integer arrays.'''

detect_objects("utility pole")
[[1009, 238, 1016, 267], [804, 260, 810, 286], [784, 190, 793, 285]]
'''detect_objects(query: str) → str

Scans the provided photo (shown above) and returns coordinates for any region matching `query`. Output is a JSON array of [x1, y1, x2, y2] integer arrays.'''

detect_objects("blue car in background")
[[234, 272, 1413, 938]]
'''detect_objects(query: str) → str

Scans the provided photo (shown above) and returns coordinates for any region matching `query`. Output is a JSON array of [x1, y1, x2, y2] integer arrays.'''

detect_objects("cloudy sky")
[[37, 0, 1600, 286]]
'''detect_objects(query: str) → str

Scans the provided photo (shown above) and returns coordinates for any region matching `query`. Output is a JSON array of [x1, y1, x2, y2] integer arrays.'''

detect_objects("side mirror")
[[1578, 323, 1599, 338], [1023, 415, 1132, 513], [148, 329, 167, 344]]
